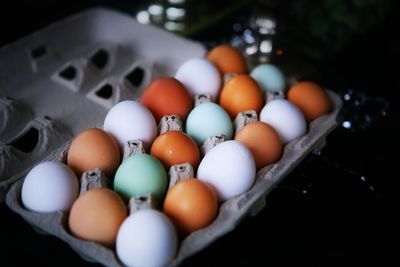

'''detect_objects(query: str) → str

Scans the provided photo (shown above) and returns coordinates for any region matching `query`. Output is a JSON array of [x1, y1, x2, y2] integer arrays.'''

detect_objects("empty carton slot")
[[89, 48, 109, 70], [59, 65, 77, 80], [30, 46, 47, 59], [8, 127, 39, 153], [95, 84, 113, 99], [52, 62, 85, 92], [125, 67, 145, 87], [87, 82, 120, 109], [0, 97, 35, 143]]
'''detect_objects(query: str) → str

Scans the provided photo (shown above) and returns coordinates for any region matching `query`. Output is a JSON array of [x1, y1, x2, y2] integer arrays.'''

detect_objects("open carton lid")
[[0, 7, 206, 201]]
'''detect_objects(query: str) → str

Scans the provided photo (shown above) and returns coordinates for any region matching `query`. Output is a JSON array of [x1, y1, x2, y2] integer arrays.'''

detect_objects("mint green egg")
[[185, 102, 233, 144], [114, 154, 167, 202], [250, 64, 285, 93]]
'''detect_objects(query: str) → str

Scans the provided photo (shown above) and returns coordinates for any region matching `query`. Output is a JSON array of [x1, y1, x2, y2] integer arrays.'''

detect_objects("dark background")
[[1, 1, 399, 266]]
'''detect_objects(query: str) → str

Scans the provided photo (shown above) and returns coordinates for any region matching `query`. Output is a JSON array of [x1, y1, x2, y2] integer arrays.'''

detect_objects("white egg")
[[103, 100, 157, 149], [116, 209, 177, 267], [260, 99, 306, 144], [21, 161, 79, 212], [175, 58, 221, 101], [197, 140, 256, 201]]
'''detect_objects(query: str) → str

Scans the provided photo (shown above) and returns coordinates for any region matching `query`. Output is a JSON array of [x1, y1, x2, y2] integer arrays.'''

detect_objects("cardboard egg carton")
[[6, 90, 342, 266], [1, 6, 342, 267], [0, 7, 206, 201]]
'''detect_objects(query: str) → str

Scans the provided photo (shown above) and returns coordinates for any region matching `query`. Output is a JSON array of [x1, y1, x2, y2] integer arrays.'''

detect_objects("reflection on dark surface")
[[0, 1, 399, 266]]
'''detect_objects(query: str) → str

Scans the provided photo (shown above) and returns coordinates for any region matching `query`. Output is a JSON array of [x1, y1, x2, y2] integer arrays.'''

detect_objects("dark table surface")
[[1, 1, 399, 266]]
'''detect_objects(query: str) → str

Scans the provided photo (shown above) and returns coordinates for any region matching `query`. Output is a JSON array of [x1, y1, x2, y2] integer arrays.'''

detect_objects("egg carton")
[[6, 90, 342, 267], [1, 6, 342, 267], [0, 7, 206, 201]]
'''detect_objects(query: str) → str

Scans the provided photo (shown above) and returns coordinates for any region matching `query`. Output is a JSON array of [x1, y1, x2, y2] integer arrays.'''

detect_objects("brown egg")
[[235, 121, 282, 170], [163, 179, 218, 235], [67, 128, 120, 178], [219, 74, 263, 118], [206, 44, 248, 75], [140, 77, 192, 123], [150, 131, 200, 169], [287, 81, 332, 122], [68, 188, 127, 247]]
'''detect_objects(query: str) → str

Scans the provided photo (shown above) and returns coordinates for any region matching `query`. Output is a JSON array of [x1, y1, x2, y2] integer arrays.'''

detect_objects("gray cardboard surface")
[[0, 7, 206, 201]]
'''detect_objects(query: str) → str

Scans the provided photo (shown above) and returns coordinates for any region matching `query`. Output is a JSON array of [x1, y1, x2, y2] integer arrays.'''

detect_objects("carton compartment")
[[89, 48, 109, 70], [0, 97, 34, 142], [59, 65, 77, 81], [1, 117, 73, 182], [125, 66, 145, 88], [95, 83, 113, 99], [122, 61, 153, 94], [8, 127, 39, 153], [30, 45, 48, 60]]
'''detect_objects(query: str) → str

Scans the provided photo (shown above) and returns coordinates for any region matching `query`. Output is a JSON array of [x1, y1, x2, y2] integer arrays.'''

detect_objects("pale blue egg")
[[185, 102, 233, 145], [250, 64, 285, 93], [114, 154, 167, 202]]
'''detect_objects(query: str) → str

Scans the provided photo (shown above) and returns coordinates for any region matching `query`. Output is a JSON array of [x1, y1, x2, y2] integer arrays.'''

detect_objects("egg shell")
[[150, 131, 200, 169], [68, 188, 127, 247], [114, 154, 168, 202], [163, 178, 218, 234], [235, 121, 282, 170], [206, 44, 248, 75], [103, 100, 157, 149], [197, 140, 256, 201], [140, 77, 192, 122], [67, 128, 120, 178], [185, 102, 233, 145], [175, 58, 221, 101], [250, 63, 286, 93], [116, 209, 177, 267], [219, 74, 263, 118], [287, 81, 332, 121], [21, 161, 79, 212], [260, 99, 307, 144]]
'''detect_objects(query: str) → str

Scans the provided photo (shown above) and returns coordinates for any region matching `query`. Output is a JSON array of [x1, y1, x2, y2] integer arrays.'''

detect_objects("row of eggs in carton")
[[19, 44, 332, 267]]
